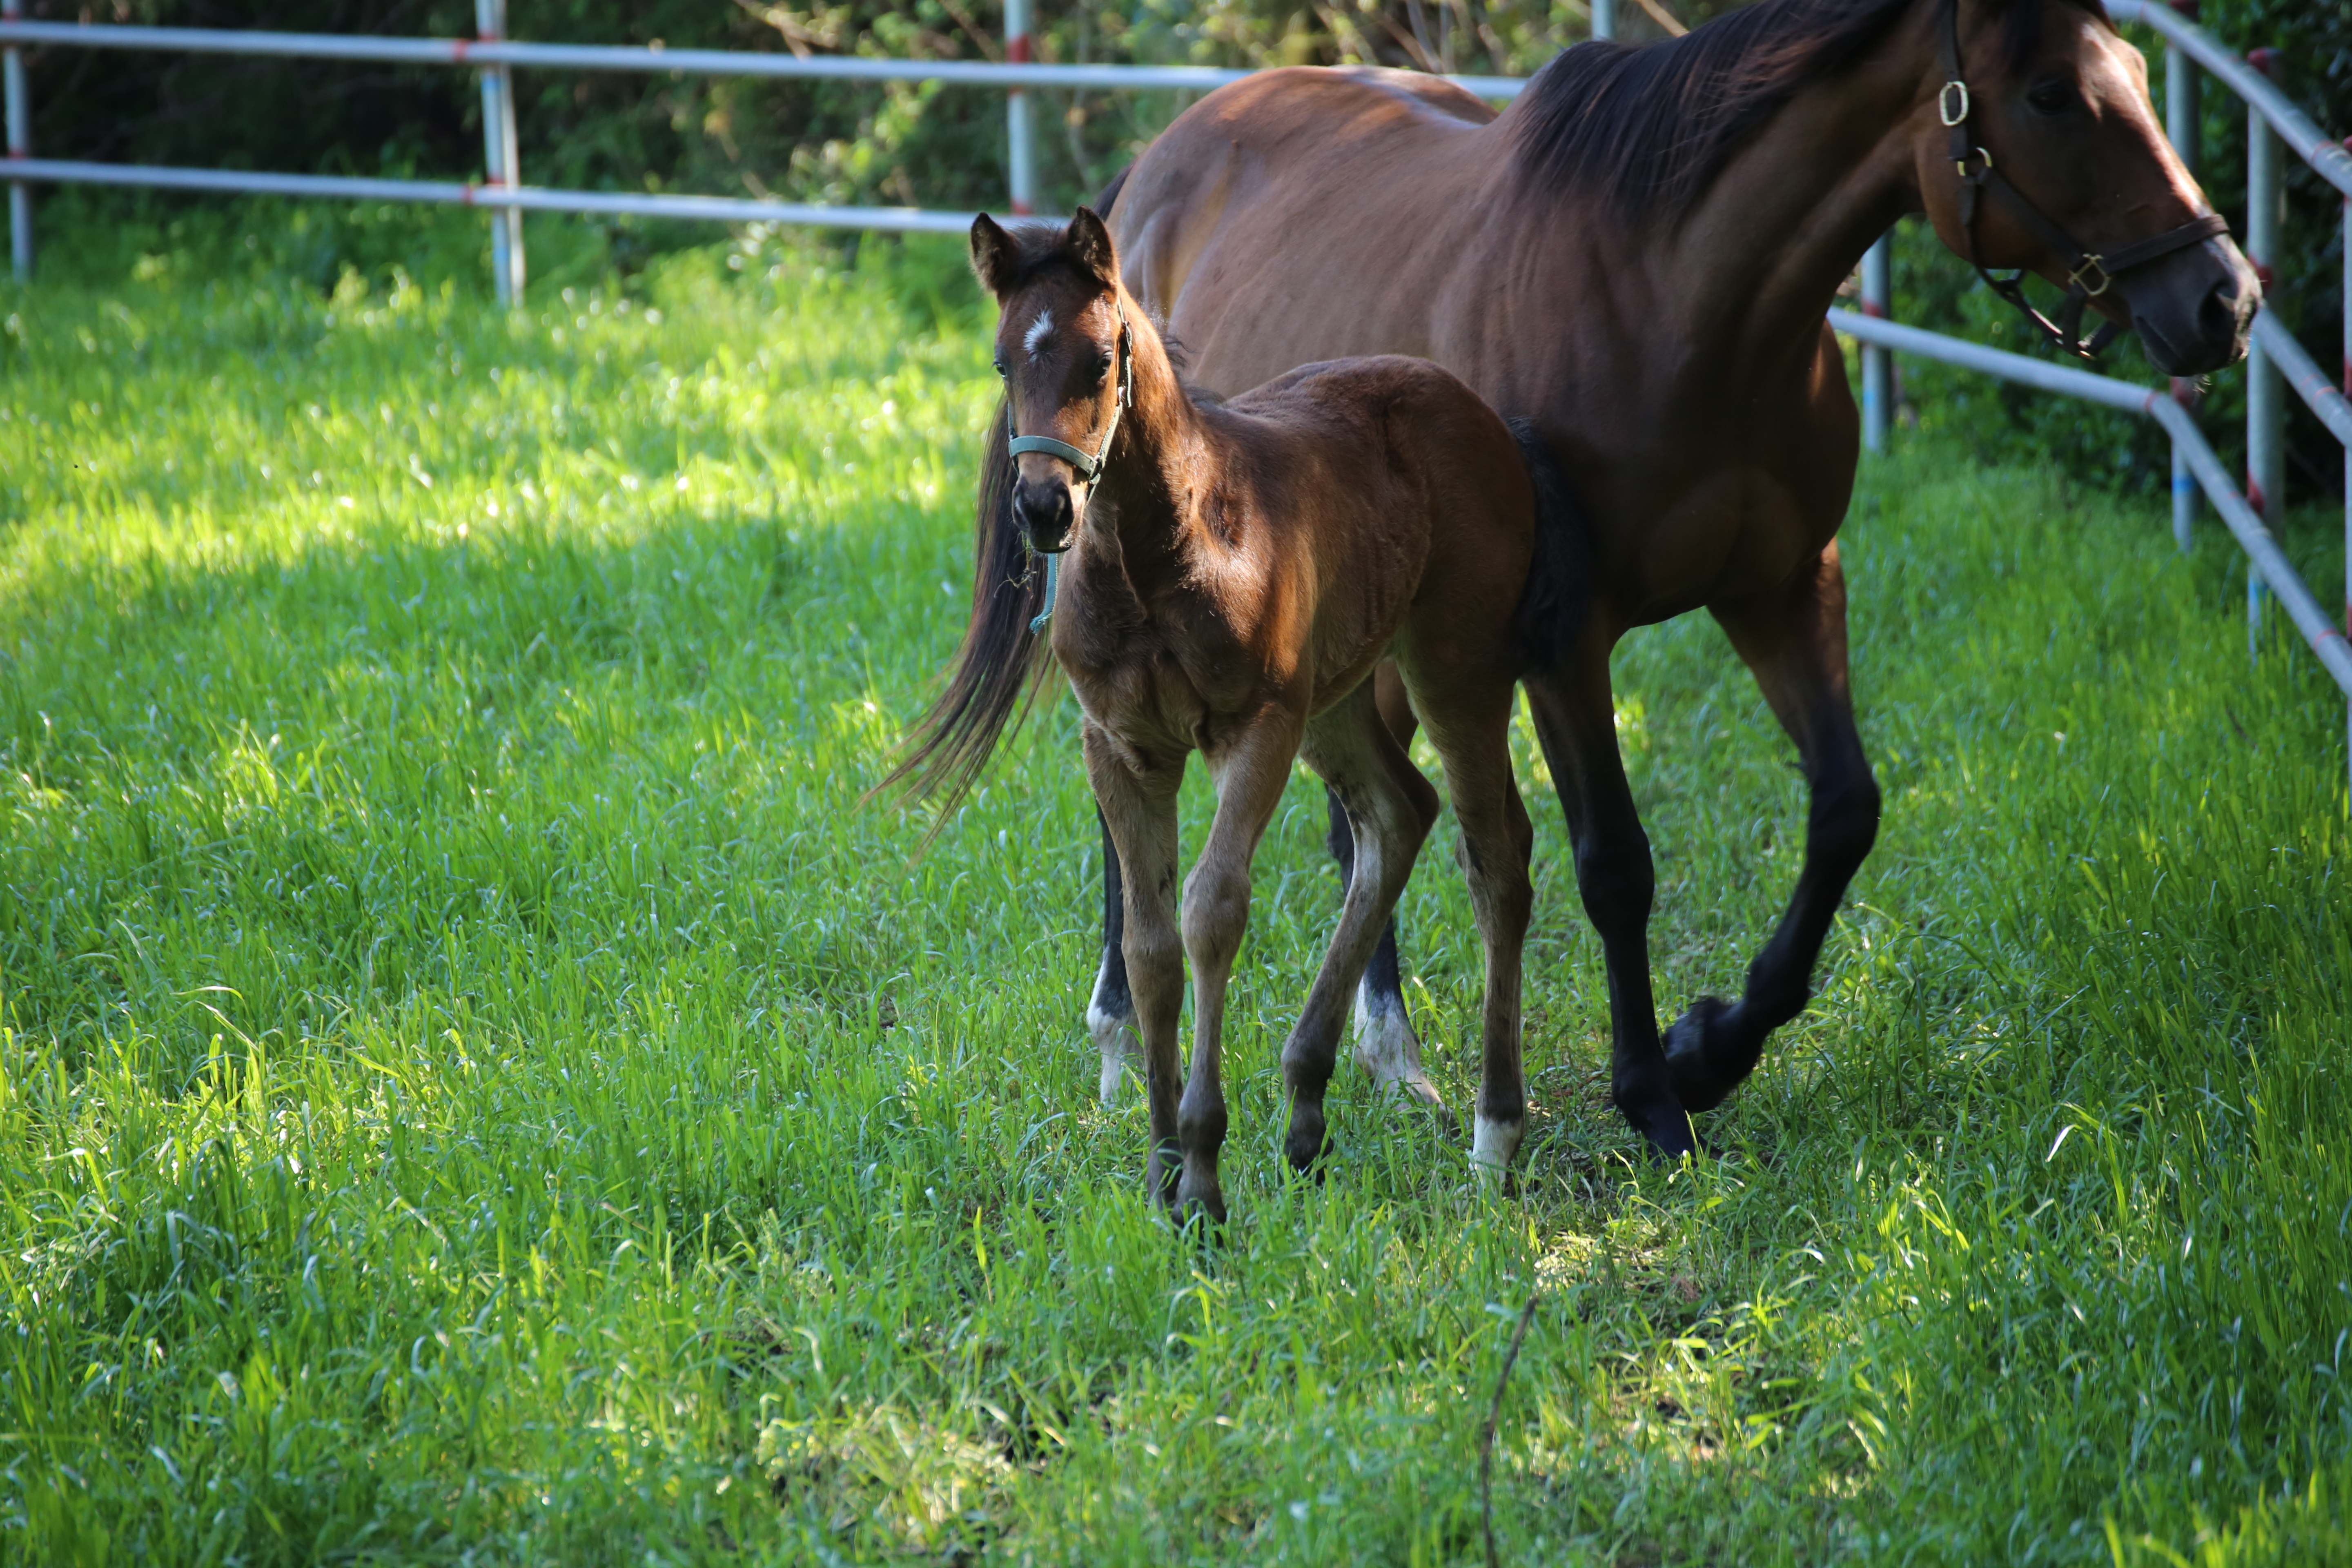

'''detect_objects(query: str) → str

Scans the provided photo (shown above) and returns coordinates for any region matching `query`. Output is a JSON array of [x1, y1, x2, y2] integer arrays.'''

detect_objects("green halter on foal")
[[1009, 308, 1135, 633]]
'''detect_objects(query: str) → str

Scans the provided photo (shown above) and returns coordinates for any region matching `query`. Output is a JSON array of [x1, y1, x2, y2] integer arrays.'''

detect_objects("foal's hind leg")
[[1665, 549, 1880, 1111], [1407, 676, 1535, 1172], [1288, 683, 1441, 1171]]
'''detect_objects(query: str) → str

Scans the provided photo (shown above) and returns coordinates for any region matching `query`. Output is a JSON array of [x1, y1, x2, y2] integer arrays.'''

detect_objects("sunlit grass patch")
[[0, 225, 2346, 1565]]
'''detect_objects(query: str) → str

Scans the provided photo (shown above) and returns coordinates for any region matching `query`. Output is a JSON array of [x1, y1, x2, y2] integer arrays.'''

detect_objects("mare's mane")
[[1510, 0, 2109, 224]]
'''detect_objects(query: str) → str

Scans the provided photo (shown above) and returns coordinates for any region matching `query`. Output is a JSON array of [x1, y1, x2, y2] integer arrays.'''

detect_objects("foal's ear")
[[1066, 207, 1120, 287], [969, 213, 1019, 296]]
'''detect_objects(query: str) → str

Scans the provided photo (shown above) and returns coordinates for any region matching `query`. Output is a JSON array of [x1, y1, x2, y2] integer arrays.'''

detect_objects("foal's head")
[[970, 208, 1134, 555]]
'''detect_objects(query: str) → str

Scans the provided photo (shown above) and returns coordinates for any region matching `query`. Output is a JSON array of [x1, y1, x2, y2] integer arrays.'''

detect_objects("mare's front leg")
[[1175, 712, 1305, 1223], [1324, 661, 1436, 1097], [1666, 544, 1880, 1111], [1087, 807, 1140, 1104], [1083, 725, 1187, 1210], [1290, 683, 1441, 1169], [1522, 645, 1697, 1161]]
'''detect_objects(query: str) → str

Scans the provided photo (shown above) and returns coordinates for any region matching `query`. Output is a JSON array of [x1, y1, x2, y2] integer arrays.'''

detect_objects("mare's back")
[[1109, 70, 1510, 397]]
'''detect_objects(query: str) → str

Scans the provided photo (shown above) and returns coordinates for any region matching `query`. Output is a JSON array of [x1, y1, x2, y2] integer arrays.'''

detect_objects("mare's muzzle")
[[2120, 235, 2259, 378]]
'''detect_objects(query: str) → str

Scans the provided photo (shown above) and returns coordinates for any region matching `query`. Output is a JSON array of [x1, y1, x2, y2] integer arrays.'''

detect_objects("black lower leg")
[[1092, 806, 1133, 1022], [1327, 786, 1408, 1028], [1665, 734, 1879, 1111]]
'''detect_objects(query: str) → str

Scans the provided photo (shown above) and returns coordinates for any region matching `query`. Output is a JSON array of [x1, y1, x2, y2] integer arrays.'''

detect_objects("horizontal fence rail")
[[4, 4, 2347, 786], [0, 18, 1521, 96]]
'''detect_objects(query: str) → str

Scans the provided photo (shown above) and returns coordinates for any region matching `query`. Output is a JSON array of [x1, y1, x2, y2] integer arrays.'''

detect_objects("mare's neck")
[[1639, 6, 1936, 384]]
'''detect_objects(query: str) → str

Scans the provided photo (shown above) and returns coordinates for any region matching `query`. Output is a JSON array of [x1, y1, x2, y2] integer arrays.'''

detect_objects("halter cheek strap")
[[1007, 306, 1134, 633], [1938, 0, 2230, 361]]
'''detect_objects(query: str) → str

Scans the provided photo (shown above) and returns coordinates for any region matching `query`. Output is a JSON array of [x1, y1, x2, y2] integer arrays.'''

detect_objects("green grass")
[[1, 217, 2348, 1567]]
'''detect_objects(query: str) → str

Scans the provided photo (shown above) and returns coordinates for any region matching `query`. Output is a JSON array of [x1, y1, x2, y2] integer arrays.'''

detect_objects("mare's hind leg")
[[1088, 808, 1140, 1104], [1330, 662, 1437, 1098], [1083, 725, 1187, 1211], [1288, 683, 1441, 1171], [1405, 674, 1535, 1173], [1522, 653, 1697, 1162], [1666, 548, 1881, 1111]]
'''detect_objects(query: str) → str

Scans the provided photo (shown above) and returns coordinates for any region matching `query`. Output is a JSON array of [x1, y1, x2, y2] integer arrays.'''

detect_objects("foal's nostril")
[[1012, 479, 1074, 546]]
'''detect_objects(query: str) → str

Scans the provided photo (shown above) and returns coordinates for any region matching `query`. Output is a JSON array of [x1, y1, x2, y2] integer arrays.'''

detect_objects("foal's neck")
[[1084, 305, 1204, 589]]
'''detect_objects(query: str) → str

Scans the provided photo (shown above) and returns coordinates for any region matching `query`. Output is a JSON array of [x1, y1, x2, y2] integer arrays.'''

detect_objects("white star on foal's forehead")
[[1023, 308, 1055, 356]]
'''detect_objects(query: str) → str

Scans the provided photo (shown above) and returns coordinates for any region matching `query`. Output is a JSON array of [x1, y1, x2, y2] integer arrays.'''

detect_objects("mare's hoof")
[[1175, 1189, 1228, 1232], [1284, 1116, 1333, 1176], [1662, 996, 1746, 1114]]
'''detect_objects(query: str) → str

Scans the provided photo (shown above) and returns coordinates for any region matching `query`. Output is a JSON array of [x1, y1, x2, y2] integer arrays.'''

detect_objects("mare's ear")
[[970, 213, 1018, 296], [1066, 207, 1120, 287]]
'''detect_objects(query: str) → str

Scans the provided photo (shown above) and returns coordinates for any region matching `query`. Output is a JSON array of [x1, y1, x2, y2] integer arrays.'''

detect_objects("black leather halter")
[[1937, 0, 2230, 361]]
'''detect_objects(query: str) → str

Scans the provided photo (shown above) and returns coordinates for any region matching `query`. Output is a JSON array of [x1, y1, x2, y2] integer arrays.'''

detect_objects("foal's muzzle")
[[1012, 472, 1076, 553]]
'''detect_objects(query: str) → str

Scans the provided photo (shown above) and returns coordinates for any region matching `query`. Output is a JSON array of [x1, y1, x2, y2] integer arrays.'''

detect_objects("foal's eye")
[[2026, 79, 2076, 115], [993, 355, 1008, 378], [1093, 354, 1114, 381]]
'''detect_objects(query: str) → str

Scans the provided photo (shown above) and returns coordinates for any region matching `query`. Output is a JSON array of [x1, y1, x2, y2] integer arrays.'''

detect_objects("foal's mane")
[[1510, 0, 2110, 224]]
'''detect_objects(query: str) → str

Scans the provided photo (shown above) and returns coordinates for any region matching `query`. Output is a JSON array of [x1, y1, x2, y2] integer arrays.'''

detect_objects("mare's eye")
[[1094, 353, 1114, 381], [2026, 79, 2076, 115], [993, 355, 1008, 377]]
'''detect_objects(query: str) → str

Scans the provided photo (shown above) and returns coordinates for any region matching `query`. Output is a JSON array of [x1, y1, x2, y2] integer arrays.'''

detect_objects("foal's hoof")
[[1662, 996, 1748, 1114]]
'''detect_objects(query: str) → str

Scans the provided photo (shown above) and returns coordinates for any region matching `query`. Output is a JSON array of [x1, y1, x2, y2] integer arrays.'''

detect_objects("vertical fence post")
[[3, 0, 29, 283], [2245, 47, 2283, 659], [1591, 0, 1615, 41], [1005, 0, 1036, 215], [1860, 232, 1891, 454], [474, 0, 524, 306], [2165, 1, 2200, 551]]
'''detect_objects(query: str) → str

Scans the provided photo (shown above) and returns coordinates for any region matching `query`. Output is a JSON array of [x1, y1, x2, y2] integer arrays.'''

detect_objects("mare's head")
[[971, 208, 1131, 555], [1911, 0, 2254, 373]]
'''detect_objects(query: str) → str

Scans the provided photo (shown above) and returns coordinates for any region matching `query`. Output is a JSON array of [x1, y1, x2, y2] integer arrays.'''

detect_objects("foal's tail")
[[873, 397, 1050, 821], [1505, 418, 1594, 679]]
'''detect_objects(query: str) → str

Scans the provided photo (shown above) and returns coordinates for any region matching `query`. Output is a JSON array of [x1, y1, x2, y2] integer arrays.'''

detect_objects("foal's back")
[[1195, 354, 1537, 710]]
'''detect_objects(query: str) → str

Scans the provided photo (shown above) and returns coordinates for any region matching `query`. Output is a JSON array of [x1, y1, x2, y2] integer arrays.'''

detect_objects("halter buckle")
[[1955, 144, 1993, 180], [2067, 254, 2113, 297], [1939, 80, 1970, 127]]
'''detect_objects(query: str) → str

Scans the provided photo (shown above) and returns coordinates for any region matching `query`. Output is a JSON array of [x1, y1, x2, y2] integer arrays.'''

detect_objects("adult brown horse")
[[1058, 0, 2254, 1161]]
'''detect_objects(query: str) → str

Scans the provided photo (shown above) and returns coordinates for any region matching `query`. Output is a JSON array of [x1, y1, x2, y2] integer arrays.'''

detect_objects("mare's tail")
[[874, 397, 1049, 820], [1505, 417, 1593, 679]]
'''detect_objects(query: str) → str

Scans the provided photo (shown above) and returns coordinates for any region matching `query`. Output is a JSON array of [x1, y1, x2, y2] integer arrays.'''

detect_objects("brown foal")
[[1084, 0, 2254, 1160], [898, 210, 1570, 1220]]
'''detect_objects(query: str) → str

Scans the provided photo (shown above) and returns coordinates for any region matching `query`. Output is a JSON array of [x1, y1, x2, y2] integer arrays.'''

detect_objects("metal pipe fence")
[[0, 2, 2344, 780], [0, 13, 1522, 292]]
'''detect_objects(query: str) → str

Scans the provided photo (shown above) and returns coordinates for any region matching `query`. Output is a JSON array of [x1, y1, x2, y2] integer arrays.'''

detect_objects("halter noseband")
[[1007, 304, 1134, 633], [1938, 0, 2229, 361]]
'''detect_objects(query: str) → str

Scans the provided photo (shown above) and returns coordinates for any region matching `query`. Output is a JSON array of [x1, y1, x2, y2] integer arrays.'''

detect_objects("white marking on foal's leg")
[[1470, 1114, 1524, 1174], [1088, 951, 1136, 1105], [1351, 974, 1443, 1107], [1024, 307, 1056, 356]]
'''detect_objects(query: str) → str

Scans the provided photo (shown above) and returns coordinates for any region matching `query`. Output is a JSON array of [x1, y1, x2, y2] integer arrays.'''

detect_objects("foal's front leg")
[[1084, 724, 1187, 1209], [1175, 713, 1305, 1223]]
